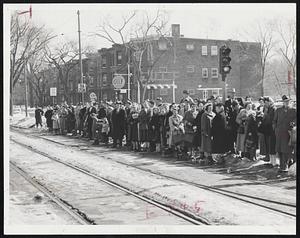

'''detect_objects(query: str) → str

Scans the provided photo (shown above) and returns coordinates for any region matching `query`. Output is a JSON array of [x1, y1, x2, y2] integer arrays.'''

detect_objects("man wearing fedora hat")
[[273, 95, 296, 173]]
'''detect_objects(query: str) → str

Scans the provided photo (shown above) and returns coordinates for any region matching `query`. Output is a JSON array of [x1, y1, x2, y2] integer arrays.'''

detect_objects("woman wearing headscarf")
[[169, 105, 184, 148], [128, 103, 140, 151], [201, 102, 215, 164]]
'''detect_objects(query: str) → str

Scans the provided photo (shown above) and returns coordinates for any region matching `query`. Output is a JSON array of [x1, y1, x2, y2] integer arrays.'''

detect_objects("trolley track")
[[10, 137, 209, 225], [10, 161, 95, 225], [10, 127, 296, 219]]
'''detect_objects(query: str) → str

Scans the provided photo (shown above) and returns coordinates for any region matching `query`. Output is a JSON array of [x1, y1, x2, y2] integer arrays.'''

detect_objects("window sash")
[[202, 46, 208, 55], [187, 65, 195, 73], [211, 46, 218, 56], [202, 68, 208, 78], [211, 68, 218, 78]]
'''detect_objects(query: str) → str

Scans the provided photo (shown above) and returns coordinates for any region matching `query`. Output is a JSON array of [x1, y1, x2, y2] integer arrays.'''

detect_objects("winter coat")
[[148, 113, 161, 143], [273, 106, 296, 153], [44, 109, 53, 128], [128, 112, 139, 141], [211, 112, 228, 154], [201, 111, 215, 153], [193, 110, 204, 147], [111, 108, 126, 139]]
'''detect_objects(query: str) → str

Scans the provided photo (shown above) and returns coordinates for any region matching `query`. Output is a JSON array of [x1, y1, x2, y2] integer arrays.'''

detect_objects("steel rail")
[[10, 161, 95, 225], [10, 128, 296, 217], [10, 138, 210, 225]]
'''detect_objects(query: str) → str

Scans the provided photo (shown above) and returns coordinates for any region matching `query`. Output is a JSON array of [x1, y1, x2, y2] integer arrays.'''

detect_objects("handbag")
[[288, 126, 296, 146]]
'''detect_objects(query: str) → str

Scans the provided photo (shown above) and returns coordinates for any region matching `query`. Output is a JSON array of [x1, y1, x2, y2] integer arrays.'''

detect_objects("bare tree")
[[238, 19, 277, 95], [10, 12, 54, 115], [27, 53, 50, 105], [44, 41, 80, 103], [94, 9, 170, 102], [275, 18, 296, 94]]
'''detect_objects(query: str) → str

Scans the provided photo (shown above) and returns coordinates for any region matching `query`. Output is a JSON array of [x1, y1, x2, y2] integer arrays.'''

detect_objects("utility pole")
[[77, 10, 84, 103], [24, 62, 28, 117], [127, 53, 131, 100]]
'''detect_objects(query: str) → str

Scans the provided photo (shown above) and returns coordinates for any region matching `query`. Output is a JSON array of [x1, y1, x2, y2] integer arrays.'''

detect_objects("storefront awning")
[[146, 84, 177, 89]]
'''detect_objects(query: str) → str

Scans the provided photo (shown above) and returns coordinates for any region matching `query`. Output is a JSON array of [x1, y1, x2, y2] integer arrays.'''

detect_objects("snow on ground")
[[10, 131, 296, 226], [9, 167, 80, 225]]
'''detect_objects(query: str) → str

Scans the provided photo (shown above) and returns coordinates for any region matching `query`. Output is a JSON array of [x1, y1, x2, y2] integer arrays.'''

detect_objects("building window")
[[212, 89, 220, 97], [202, 68, 208, 78], [174, 72, 179, 78], [155, 72, 163, 80], [159, 67, 167, 72], [149, 89, 155, 100], [163, 72, 174, 80], [102, 92, 108, 101], [89, 76, 94, 86], [211, 68, 218, 78], [187, 65, 195, 73], [211, 46, 218, 56], [186, 44, 195, 51], [116, 51, 122, 65], [160, 88, 168, 95], [187, 89, 195, 95], [102, 73, 107, 86], [202, 46, 208, 56], [102, 56, 107, 68]]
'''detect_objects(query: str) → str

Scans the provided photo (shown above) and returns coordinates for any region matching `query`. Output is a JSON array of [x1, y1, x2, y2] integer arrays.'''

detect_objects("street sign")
[[120, 89, 127, 93], [90, 92, 97, 101], [112, 75, 125, 89], [50, 87, 57, 96], [78, 83, 86, 93]]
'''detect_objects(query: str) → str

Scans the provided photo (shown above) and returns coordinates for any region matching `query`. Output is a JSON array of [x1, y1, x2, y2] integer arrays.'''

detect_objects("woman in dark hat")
[[111, 101, 126, 148]]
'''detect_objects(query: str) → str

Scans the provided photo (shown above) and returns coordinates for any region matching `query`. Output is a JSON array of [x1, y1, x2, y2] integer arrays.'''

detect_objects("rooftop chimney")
[[172, 24, 180, 37]]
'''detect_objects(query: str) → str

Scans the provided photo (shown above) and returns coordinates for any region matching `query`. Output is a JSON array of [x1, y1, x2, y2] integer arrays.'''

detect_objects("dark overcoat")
[[193, 110, 204, 147], [273, 106, 296, 153], [201, 111, 215, 153], [44, 109, 53, 128], [211, 112, 228, 153], [111, 109, 126, 139]]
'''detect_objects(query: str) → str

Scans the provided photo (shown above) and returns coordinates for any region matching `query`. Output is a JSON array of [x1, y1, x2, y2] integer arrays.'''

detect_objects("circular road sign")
[[112, 75, 126, 89], [90, 92, 97, 101]]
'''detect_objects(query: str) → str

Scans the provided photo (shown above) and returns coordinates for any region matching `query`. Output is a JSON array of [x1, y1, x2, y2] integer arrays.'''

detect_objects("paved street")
[[9, 126, 296, 227]]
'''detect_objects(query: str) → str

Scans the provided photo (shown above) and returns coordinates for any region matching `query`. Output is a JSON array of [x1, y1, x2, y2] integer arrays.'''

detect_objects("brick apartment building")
[[97, 24, 262, 103], [12, 24, 262, 106]]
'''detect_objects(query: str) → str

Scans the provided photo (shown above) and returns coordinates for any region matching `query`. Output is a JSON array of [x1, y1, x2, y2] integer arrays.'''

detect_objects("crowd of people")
[[35, 90, 297, 173]]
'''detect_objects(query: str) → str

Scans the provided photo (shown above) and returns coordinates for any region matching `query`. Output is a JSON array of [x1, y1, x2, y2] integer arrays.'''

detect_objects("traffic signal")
[[219, 45, 232, 80]]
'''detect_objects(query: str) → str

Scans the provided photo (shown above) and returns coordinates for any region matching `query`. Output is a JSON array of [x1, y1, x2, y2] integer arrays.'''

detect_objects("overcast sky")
[[6, 3, 296, 50]]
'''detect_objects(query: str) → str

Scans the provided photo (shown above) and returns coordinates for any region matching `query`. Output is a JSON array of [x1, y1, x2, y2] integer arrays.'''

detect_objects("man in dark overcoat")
[[35, 106, 44, 128], [44, 106, 53, 131], [111, 101, 126, 148], [272, 95, 296, 172], [211, 103, 229, 154]]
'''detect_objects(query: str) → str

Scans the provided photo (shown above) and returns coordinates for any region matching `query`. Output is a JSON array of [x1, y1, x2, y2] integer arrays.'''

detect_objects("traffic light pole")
[[222, 74, 227, 103]]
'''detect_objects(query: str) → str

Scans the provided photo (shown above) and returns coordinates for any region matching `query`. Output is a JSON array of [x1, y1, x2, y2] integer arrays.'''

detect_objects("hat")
[[126, 100, 132, 105], [282, 95, 290, 102], [215, 102, 224, 107], [156, 97, 162, 101], [258, 96, 264, 101], [183, 90, 189, 95], [116, 101, 122, 104], [149, 100, 155, 105], [204, 102, 213, 110]]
